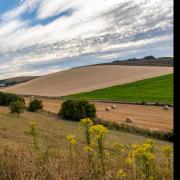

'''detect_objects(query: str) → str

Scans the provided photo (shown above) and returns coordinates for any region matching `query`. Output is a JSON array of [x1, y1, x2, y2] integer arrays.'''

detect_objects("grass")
[[0, 106, 171, 151], [0, 107, 173, 179], [65, 74, 173, 104]]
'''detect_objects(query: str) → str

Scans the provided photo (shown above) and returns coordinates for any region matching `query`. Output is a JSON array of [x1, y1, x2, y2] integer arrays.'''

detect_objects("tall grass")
[[0, 118, 173, 180]]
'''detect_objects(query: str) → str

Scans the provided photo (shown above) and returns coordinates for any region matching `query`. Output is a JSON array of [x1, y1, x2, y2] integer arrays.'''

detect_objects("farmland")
[[66, 74, 173, 104], [2, 65, 173, 97], [24, 96, 173, 132]]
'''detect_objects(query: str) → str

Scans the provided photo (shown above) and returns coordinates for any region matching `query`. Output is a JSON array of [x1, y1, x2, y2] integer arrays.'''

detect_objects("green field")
[[66, 74, 173, 104]]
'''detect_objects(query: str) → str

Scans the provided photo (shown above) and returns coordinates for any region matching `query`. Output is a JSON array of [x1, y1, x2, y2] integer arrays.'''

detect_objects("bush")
[[9, 101, 25, 117], [28, 99, 43, 112], [0, 92, 24, 106], [58, 99, 96, 121]]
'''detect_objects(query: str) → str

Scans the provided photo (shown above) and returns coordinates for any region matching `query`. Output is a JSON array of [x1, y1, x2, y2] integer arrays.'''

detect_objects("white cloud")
[[0, 0, 173, 79], [1, 0, 40, 20]]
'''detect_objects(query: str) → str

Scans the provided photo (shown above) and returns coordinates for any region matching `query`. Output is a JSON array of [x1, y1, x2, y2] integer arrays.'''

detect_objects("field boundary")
[[95, 118, 173, 142], [62, 98, 174, 107], [22, 94, 173, 107]]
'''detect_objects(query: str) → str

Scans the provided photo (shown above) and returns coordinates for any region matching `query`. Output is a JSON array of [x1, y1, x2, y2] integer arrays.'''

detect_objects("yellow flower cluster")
[[84, 145, 94, 154], [80, 118, 93, 127], [125, 141, 155, 166], [132, 143, 155, 161], [90, 125, 108, 138], [117, 169, 127, 178], [113, 143, 126, 152], [67, 134, 77, 145], [30, 122, 36, 129]]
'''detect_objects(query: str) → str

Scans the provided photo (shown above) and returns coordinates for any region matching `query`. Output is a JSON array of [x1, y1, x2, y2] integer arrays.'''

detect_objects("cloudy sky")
[[0, 0, 173, 79]]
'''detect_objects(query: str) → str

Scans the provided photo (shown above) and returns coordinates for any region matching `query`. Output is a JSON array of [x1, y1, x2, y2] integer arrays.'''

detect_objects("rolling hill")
[[1, 65, 173, 97], [0, 76, 40, 87]]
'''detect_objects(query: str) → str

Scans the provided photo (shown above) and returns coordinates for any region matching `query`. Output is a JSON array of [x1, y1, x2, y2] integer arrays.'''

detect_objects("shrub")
[[58, 99, 96, 121], [0, 92, 24, 106], [9, 101, 25, 117], [28, 99, 43, 112]]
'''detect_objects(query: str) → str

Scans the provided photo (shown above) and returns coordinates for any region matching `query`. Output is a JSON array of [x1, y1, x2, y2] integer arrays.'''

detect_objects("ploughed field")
[[25, 97, 173, 132], [2, 65, 173, 97]]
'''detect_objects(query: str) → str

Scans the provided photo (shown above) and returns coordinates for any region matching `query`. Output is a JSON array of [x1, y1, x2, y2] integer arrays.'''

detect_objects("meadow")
[[66, 74, 173, 104], [0, 106, 173, 179]]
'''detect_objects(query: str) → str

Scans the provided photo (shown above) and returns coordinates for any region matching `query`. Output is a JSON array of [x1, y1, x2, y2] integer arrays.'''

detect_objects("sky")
[[0, 0, 173, 79]]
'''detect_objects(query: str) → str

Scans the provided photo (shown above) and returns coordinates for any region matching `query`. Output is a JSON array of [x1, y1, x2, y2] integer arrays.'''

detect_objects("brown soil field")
[[2, 65, 173, 97], [25, 97, 173, 132]]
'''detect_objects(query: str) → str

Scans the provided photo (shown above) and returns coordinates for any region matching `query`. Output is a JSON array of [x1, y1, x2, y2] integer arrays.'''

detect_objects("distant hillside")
[[0, 76, 40, 87], [95, 56, 173, 67], [2, 65, 172, 97]]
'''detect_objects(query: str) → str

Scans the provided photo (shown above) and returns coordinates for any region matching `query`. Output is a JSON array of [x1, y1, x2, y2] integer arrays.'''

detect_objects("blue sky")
[[0, 0, 173, 79]]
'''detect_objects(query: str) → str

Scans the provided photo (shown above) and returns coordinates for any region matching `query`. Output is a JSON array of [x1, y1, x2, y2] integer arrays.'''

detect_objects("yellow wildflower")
[[90, 125, 108, 139], [67, 134, 77, 145], [30, 122, 36, 129], [80, 118, 93, 126], [124, 156, 133, 166], [117, 169, 127, 179], [84, 145, 94, 154]]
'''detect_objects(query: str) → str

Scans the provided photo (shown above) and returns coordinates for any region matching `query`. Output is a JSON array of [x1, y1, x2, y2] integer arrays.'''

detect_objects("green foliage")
[[28, 99, 43, 112], [58, 99, 96, 121], [0, 92, 24, 106], [9, 101, 25, 117], [66, 74, 173, 104]]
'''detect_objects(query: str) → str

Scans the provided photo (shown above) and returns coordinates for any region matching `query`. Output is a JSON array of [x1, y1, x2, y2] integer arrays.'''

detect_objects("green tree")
[[9, 101, 25, 117], [28, 99, 43, 112]]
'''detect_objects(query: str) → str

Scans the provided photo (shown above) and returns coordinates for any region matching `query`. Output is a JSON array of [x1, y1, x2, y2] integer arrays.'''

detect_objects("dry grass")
[[0, 106, 171, 149], [0, 107, 173, 180]]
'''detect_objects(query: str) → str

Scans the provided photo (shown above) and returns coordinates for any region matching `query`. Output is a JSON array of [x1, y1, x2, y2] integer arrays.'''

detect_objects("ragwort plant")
[[125, 140, 155, 180], [30, 122, 38, 151], [90, 124, 108, 176]]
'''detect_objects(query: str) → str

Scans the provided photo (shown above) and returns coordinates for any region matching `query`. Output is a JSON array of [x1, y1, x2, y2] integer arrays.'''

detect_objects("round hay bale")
[[105, 107, 111, 111], [30, 96, 34, 101], [163, 105, 169, 110], [111, 105, 116, 109], [125, 117, 133, 124]]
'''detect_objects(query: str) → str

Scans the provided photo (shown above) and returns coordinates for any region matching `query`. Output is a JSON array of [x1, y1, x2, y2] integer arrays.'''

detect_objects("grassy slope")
[[66, 74, 173, 104], [0, 107, 170, 151]]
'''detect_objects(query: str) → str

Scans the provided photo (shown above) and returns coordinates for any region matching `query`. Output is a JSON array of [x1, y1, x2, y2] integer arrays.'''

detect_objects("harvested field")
[[2, 65, 173, 97], [24, 97, 173, 132]]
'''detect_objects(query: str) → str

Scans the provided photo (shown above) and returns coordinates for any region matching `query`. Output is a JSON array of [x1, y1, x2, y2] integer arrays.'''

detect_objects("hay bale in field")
[[30, 96, 34, 101], [163, 105, 169, 110], [111, 105, 116, 109], [125, 117, 133, 124], [105, 107, 111, 111]]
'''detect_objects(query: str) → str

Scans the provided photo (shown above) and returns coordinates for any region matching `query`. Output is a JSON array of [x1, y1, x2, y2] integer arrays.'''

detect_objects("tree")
[[28, 99, 43, 112], [9, 101, 25, 117], [58, 99, 96, 121]]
